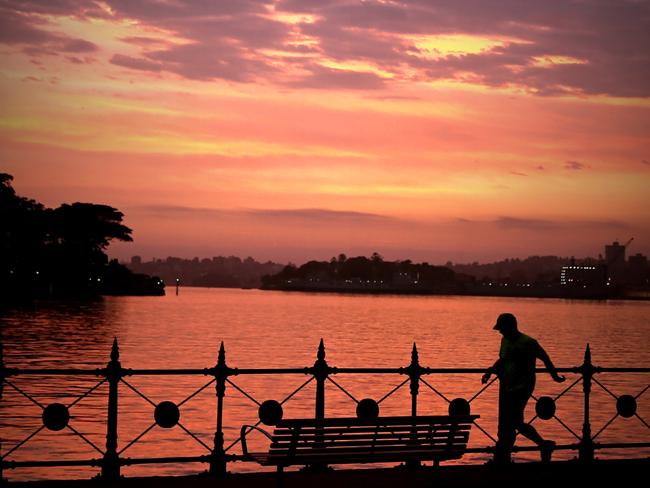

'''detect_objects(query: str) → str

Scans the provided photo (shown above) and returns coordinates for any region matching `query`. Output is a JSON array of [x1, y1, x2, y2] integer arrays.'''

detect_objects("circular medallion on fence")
[[42, 403, 70, 431], [535, 396, 556, 420], [356, 398, 379, 419], [154, 401, 180, 428], [448, 398, 471, 416], [616, 395, 637, 418], [259, 400, 283, 426]]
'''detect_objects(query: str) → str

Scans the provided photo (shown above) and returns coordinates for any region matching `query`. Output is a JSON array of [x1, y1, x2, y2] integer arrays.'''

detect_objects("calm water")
[[2, 288, 649, 481]]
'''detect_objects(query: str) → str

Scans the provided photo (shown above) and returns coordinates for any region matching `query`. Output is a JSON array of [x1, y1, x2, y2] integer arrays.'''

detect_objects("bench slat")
[[271, 440, 469, 451], [274, 415, 477, 427], [270, 433, 470, 449], [269, 443, 468, 457], [272, 425, 470, 439], [270, 424, 472, 437]]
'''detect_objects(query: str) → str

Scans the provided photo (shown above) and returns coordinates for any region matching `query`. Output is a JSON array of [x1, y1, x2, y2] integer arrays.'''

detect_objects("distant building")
[[629, 253, 648, 268], [628, 253, 649, 286], [131, 255, 142, 265], [605, 241, 626, 266], [560, 265, 606, 288], [605, 240, 631, 284]]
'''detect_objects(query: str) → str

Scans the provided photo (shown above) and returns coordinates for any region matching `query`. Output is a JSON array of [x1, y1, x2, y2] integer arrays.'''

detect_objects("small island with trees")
[[261, 253, 462, 294], [1, 173, 164, 303]]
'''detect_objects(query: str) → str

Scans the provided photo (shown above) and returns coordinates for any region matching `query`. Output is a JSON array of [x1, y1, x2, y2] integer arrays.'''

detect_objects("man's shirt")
[[499, 332, 540, 394]]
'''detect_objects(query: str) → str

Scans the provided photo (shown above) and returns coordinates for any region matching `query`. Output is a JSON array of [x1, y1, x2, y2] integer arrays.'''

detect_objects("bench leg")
[[276, 465, 284, 488], [431, 458, 440, 488]]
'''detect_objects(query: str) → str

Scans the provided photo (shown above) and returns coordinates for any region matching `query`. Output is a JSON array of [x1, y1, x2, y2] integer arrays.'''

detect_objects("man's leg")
[[518, 422, 544, 444], [495, 390, 516, 464], [514, 393, 555, 462]]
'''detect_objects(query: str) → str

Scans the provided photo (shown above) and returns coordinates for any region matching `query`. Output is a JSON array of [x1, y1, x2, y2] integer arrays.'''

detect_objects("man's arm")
[[536, 345, 565, 383], [482, 358, 502, 384]]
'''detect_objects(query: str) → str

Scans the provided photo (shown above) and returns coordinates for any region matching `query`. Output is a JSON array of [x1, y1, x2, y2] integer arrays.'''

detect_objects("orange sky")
[[1, 1, 649, 263]]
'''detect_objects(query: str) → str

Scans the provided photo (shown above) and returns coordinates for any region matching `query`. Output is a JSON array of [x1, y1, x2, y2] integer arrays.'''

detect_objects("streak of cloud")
[[564, 160, 586, 170], [138, 205, 398, 224]]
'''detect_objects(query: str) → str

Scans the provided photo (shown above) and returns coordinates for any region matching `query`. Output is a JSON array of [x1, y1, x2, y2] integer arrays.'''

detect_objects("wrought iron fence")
[[1, 338, 648, 480]]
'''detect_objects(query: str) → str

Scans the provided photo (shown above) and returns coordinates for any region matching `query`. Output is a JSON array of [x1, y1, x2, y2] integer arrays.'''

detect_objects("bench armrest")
[[240, 424, 274, 457]]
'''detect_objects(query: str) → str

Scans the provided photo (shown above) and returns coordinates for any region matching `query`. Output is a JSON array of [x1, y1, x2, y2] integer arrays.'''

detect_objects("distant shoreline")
[[258, 284, 650, 301]]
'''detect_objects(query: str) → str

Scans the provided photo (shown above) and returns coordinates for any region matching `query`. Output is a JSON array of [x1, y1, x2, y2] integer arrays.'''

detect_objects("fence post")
[[0, 330, 4, 399], [314, 339, 328, 420], [409, 343, 420, 417], [1, 335, 4, 483], [407, 343, 421, 467], [579, 344, 594, 462], [102, 338, 121, 480], [210, 342, 227, 476], [310, 339, 328, 471]]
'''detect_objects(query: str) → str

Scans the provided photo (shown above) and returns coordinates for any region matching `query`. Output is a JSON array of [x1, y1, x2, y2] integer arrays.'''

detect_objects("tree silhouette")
[[0, 174, 162, 301], [1, 173, 48, 282], [52, 203, 133, 250]]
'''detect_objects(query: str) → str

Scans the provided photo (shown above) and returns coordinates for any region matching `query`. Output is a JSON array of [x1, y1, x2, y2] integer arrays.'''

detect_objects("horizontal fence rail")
[[1, 339, 649, 481]]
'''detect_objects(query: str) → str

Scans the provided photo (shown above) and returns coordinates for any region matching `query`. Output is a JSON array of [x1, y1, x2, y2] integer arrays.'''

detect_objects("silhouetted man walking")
[[482, 313, 565, 464]]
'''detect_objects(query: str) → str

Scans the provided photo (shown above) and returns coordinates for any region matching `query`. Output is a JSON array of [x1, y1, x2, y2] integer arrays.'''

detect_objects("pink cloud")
[[110, 54, 163, 72], [65, 55, 96, 64], [118, 36, 171, 47], [564, 160, 586, 170], [61, 38, 97, 52], [0, 6, 97, 56], [281, 0, 650, 97], [3, 0, 647, 96], [287, 63, 386, 90]]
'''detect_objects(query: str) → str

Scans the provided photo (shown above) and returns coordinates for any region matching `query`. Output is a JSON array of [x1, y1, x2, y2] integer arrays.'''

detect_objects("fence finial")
[[317, 338, 326, 360], [110, 337, 119, 362], [411, 342, 419, 365], [218, 341, 226, 366], [584, 343, 591, 364]]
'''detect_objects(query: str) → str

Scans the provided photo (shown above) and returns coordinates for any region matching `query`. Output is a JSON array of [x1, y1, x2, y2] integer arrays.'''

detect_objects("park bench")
[[241, 414, 478, 481]]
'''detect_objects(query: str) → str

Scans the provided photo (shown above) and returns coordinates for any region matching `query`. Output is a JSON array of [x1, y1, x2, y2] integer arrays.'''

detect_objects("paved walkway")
[[7, 459, 648, 488]]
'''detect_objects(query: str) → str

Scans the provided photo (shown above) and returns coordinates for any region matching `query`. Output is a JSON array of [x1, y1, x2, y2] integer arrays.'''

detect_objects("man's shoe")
[[540, 440, 556, 462]]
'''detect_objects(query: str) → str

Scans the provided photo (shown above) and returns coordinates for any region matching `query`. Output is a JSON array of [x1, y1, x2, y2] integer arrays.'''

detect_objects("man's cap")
[[493, 313, 517, 331]]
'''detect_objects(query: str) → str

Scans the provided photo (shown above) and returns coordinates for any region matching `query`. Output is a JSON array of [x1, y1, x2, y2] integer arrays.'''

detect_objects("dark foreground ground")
[[6, 459, 649, 488]]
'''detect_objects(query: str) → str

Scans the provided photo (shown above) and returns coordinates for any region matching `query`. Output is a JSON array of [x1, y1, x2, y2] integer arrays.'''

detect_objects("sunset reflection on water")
[[2, 288, 649, 481]]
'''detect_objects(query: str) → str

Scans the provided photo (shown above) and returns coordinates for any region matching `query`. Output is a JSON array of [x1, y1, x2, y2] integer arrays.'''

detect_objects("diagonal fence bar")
[[326, 377, 359, 403], [377, 378, 410, 404]]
